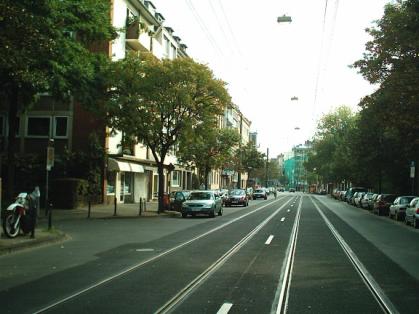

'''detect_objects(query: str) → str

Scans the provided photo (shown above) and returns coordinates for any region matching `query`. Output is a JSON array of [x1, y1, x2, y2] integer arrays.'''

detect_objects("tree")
[[178, 128, 240, 190], [352, 0, 419, 193], [0, 0, 116, 197], [235, 142, 265, 187], [105, 54, 230, 211], [305, 106, 357, 186]]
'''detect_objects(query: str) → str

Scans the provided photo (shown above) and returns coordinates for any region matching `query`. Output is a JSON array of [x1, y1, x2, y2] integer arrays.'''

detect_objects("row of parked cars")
[[332, 187, 419, 228]]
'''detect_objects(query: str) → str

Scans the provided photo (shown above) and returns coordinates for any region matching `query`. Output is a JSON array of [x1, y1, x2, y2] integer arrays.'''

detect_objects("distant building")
[[283, 142, 312, 191]]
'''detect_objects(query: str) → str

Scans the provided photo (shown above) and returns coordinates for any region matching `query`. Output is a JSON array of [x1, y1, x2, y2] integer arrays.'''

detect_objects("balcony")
[[126, 20, 151, 52]]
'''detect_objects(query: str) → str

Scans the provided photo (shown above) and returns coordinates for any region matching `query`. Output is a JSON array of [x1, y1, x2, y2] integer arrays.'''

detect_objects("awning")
[[108, 158, 144, 173]]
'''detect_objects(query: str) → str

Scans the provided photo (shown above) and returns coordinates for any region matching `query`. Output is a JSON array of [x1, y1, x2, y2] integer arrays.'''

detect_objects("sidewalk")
[[0, 201, 180, 256]]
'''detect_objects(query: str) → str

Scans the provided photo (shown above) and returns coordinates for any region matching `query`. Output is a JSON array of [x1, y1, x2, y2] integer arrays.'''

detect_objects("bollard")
[[48, 202, 53, 230], [113, 197, 117, 216], [87, 200, 91, 218], [139, 197, 143, 216]]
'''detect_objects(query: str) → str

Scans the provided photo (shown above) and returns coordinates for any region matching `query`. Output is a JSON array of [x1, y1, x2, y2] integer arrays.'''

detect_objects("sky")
[[151, 0, 390, 156]]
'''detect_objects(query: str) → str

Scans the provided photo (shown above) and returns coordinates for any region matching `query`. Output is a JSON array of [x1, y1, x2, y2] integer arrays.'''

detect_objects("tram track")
[[34, 196, 294, 313], [311, 197, 399, 314]]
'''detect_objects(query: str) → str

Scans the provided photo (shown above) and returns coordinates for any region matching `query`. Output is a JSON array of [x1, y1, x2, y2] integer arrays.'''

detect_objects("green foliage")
[[178, 127, 240, 187], [351, 0, 419, 193], [305, 106, 357, 184], [105, 54, 230, 164], [105, 54, 231, 209], [236, 142, 265, 173]]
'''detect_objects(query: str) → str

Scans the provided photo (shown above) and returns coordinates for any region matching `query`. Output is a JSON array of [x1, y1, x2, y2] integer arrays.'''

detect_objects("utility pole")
[[265, 147, 269, 188], [237, 114, 243, 189]]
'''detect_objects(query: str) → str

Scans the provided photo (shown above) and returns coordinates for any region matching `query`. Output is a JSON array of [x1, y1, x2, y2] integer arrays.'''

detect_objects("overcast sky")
[[151, 0, 390, 156]]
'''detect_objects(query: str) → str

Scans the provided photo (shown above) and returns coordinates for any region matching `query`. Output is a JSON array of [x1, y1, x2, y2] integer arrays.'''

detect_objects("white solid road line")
[[135, 249, 154, 252], [217, 302, 233, 314], [265, 235, 274, 245]]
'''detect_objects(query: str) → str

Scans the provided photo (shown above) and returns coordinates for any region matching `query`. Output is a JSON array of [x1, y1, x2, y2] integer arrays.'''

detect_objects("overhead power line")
[[184, 0, 224, 56]]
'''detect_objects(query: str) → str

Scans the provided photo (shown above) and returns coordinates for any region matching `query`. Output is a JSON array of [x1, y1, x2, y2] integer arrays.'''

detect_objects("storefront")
[[107, 158, 145, 204]]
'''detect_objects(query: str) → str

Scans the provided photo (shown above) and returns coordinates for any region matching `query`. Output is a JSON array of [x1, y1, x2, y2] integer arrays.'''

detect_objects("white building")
[[106, 0, 193, 205]]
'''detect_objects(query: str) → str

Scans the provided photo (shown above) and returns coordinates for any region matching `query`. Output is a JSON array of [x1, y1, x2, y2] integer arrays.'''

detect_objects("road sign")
[[47, 146, 54, 171]]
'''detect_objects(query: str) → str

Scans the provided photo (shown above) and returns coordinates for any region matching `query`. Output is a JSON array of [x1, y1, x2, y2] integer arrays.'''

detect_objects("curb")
[[0, 230, 69, 256]]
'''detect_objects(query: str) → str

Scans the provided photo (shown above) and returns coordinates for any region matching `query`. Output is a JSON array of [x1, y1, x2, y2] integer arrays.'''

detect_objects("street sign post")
[[410, 161, 416, 195], [46, 139, 54, 229]]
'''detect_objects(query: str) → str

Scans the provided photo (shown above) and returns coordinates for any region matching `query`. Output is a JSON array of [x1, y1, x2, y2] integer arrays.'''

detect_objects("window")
[[54, 116, 68, 138], [27, 117, 50, 137], [171, 170, 180, 187], [107, 171, 116, 194]]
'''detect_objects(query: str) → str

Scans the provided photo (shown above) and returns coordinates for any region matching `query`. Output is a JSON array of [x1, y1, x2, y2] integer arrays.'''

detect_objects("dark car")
[[169, 191, 190, 212], [253, 189, 267, 200], [224, 189, 249, 207], [373, 194, 397, 216]]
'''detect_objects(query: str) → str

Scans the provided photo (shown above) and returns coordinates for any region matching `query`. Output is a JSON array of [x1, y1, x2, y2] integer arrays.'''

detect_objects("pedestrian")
[[27, 188, 39, 238], [274, 189, 277, 199]]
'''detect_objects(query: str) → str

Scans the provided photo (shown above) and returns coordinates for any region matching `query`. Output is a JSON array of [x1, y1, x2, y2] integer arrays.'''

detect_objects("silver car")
[[181, 190, 223, 218], [405, 197, 419, 228], [389, 196, 416, 221]]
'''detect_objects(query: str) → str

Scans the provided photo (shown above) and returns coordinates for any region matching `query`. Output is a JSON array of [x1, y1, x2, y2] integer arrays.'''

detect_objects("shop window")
[[27, 117, 50, 137], [107, 171, 116, 194]]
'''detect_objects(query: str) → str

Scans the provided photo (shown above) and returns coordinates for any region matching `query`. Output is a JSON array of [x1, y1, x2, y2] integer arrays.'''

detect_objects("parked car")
[[405, 197, 419, 228], [368, 193, 379, 210], [345, 187, 368, 203], [339, 190, 347, 201], [169, 190, 190, 212], [360, 192, 374, 209], [289, 188, 296, 192], [353, 192, 366, 207], [253, 188, 268, 200], [278, 187, 285, 192], [389, 196, 416, 221], [373, 194, 397, 216], [224, 189, 249, 207], [181, 190, 223, 218]]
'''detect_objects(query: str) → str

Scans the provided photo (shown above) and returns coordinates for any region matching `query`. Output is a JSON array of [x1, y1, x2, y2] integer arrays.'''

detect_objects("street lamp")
[[277, 15, 292, 23]]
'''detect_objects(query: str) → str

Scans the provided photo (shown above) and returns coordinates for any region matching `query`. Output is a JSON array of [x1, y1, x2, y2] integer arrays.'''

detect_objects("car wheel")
[[414, 217, 419, 229], [218, 208, 223, 216], [181, 212, 187, 218], [395, 212, 398, 221], [209, 208, 215, 218], [405, 216, 410, 225]]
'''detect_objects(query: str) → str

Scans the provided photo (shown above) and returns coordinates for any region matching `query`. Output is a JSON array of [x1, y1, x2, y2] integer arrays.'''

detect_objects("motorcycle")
[[2, 192, 33, 238]]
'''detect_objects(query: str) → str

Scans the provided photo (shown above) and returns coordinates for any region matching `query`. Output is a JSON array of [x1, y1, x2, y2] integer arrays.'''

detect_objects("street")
[[1, 193, 419, 313]]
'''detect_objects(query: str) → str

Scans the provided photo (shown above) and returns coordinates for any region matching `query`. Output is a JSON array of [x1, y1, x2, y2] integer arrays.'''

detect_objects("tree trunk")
[[237, 171, 241, 189], [6, 87, 19, 199], [157, 163, 165, 213], [204, 166, 210, 190]]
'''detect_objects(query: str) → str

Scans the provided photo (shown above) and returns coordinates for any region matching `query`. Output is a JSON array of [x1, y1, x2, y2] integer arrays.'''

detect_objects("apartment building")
[[0, 0, 193, 206], [209, 104, 252, 190], [106, 0, 193, 204]]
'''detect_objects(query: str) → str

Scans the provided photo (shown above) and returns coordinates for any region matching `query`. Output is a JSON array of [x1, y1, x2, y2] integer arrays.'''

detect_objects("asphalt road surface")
[[1, 193, 418, 313]]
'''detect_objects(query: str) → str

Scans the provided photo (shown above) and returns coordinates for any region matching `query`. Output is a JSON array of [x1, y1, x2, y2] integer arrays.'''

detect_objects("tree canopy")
[[105, 54, 231, 210]]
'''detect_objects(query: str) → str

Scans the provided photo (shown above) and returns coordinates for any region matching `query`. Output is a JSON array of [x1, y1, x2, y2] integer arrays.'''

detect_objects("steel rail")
[[155, 196, 297, 314], [33, 196, 290, 314], [273, 196, 302, 314], [312, 197, 399, 314]]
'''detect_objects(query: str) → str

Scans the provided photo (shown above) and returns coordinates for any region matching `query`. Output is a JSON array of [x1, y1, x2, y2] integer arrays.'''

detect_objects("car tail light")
[[416, 208, 419, 214]]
